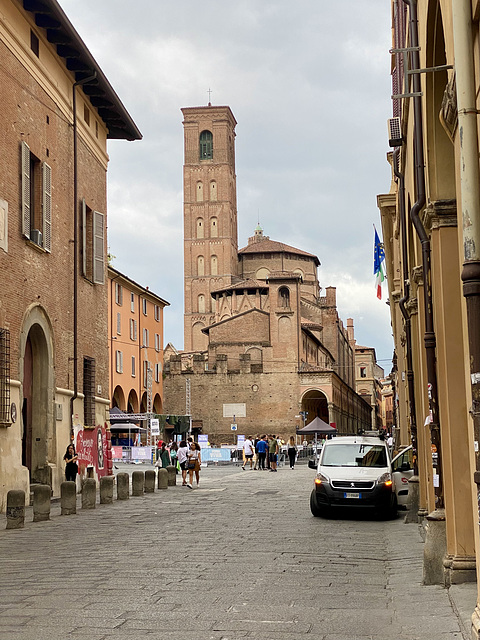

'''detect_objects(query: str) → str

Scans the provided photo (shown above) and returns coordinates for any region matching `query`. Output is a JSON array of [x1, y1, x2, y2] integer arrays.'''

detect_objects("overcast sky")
[[60, 0, 395, 369]]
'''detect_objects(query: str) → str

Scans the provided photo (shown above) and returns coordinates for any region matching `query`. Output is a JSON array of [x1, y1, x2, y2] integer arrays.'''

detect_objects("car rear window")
[[322, 444, 388, 468]]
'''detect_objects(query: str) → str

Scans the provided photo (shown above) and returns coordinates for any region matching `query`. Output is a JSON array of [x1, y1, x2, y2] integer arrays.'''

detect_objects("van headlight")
[[315, 472, 330, 486], [377, 472, 393, 487]]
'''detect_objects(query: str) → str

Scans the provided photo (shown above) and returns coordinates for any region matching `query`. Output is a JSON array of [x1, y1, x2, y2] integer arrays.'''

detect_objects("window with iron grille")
[[83, 357, 96, 426], [0, 329, 10, 425]]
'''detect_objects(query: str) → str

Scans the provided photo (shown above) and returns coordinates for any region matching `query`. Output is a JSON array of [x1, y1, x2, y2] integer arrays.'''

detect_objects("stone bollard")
[[32, 484, 51, 522], [100, 476, 114, 504], [6, 490, 25, 529], [157, 468, 168, 490], [117, 473, 130, 500], [132, 471, 145, 496], [61, 481, 77, 515], [82, 478, 96, 509], [145, 470, 156, 493], [166, 465, 176, 487]]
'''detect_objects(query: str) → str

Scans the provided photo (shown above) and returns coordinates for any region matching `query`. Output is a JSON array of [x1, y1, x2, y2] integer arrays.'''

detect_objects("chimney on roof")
[[347, 318, 355, 346]]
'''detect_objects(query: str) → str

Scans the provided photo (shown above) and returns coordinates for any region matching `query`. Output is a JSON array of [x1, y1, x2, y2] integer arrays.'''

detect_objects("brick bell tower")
[[181, 105, 239, 351]]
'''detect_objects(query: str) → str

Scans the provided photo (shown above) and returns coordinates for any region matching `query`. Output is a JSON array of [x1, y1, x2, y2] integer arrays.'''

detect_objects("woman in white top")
[[177, 440, 190, 486], [187, 442, 201, 488]]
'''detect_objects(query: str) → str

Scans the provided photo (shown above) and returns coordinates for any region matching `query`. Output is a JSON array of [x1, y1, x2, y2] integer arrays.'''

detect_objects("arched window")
[[197, 255, 204, 276], [256, 267, 270, 280], [210, 181, 217, 201], [211, 255, 218, 275], [198, 294, 205, 313], [278, 287, 290, 308], [210, 217, 218, 237], [196, 218, 204, 238], [199, 130, 213, 160], [196, 181, 204, 202]]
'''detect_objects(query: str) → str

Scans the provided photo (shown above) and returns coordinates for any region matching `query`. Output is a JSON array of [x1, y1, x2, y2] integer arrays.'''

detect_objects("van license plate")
[[344, 492, 361, 499]]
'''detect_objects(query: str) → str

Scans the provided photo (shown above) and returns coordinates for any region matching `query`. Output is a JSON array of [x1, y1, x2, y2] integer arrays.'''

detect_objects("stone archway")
[[127, 389, 139, 413], [19, 305, 55, 485], [153, 393, 162, 414], [112, 385, 126, 410], [301, 389, 330, 426]]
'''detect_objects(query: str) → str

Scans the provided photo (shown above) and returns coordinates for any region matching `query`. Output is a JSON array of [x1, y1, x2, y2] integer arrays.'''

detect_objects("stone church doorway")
[[21, 320, 51, 485], [301, 389, 330, 426]]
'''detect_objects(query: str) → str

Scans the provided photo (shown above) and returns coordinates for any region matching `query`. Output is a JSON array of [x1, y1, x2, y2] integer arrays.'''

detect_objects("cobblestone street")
[[0, 464, 471, 639]]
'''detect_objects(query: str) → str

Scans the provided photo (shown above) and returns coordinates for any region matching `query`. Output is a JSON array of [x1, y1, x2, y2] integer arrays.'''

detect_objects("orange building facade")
[[108, 267, 169, 417]]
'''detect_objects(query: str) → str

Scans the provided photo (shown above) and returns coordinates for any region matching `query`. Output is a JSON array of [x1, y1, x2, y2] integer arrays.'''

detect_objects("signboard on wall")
[[223, 403, 246, 418]]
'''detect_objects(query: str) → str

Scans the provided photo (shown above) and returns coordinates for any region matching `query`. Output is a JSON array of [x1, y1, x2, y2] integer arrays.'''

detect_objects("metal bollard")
[[100, 476, 114, 504], [117, 473, 130, 500], [132, 471, 145, 496], [82, 478, 96, 509], [145, 470, 156, 493], [6, 490, 25, 529], [166, 465, 176, 487], [32, 484, 51, 522], [157, 468, 168, 490], [61, 481, 77, 515]]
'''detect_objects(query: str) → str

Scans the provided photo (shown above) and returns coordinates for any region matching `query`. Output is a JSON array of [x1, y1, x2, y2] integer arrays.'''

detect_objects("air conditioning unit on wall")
[[387, 117, 403, 147], [31, 228, 43, 246]]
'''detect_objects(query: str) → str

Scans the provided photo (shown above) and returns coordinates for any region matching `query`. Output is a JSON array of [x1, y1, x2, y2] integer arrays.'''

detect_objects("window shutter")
[[21, 141, 31, 239], [81, 198, 87, 276], [42, 162, 52, 252], [93, 211, 105, 284], [117, 312, 121, 334], [134, 319, 137, 341]]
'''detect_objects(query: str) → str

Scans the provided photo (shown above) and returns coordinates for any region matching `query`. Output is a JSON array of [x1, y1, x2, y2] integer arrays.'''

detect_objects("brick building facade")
[[163, 105, 371, 442], [0, 0, 140, 509]]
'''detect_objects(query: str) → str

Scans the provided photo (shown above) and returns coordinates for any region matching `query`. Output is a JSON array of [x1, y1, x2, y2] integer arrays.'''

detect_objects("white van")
[[309, 435, 413, 518]]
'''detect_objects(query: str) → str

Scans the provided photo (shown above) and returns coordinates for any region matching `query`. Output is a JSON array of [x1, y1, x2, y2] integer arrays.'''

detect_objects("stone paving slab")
[[0, 464, 476, 639]]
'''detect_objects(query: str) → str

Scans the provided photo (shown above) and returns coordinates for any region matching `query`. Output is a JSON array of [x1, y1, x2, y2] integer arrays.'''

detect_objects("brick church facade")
[[163, 105, 371, 442]]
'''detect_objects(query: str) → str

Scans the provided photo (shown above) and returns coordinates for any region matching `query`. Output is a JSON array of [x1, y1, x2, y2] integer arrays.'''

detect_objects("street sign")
[[231, 424, 237, 431]]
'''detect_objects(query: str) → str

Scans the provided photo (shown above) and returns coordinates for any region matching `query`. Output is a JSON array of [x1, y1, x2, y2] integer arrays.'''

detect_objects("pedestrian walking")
[[287, 436, 297, 469], [256, 435, 268, 470], [177, 440, 189, 486], [242, 435, 254, 470], [186, 441, 200, 488], [170, 442, 178, 472], [268, 434, 279, 472], [156, 441, 171, 468], [63, 444, 78, 482]]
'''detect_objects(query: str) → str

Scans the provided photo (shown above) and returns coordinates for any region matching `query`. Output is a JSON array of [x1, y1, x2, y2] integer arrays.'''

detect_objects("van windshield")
[[322, 444, 388, 468]]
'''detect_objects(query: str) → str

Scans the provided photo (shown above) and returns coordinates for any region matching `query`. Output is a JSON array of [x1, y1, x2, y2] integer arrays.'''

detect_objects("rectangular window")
[[360, 367, 367, 378], [83, 357, 95, 427], [142, 328, 149, 348], [155, 362, 161, 383], [154, 304, 161, 321], [21, 142, 51, 252], [130, 318, 137, 341], [142, 298, 147, 316], [115, 350, 123, 374], [83, 104, 90, 126], [0, 328, 10, 425], [155, 333, 160, 352], [131, 356, 136, 377], [30, 30, 39, 57], [143, 360, 151, 388], [115, 283, 123, 306], [130, 292, 135, 312], [116, 312, 121, 335], [93, 211, 105, 284]]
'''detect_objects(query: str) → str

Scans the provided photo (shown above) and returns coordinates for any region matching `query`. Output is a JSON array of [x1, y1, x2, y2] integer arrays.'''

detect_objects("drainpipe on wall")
[[393, 147, 418, 473], [451, 0, 480, 506], [403, 0, 443, 508], [70, 72, 97, 436]]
